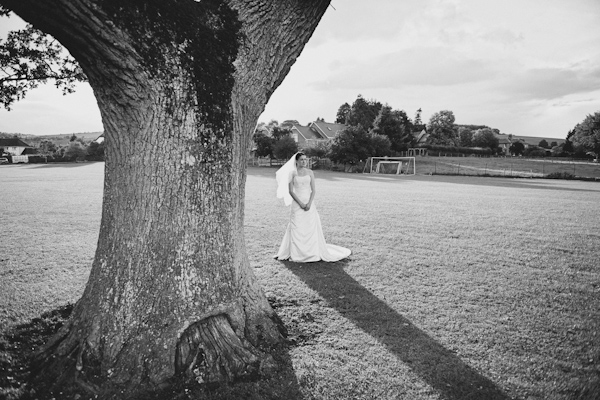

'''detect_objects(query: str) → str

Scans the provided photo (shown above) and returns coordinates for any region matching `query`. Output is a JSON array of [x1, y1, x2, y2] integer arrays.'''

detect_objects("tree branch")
[[0, 12, 87, 109]]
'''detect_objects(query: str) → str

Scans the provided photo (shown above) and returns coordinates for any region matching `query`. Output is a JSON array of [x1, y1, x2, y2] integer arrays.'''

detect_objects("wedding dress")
[[275, 174, 351, 262]]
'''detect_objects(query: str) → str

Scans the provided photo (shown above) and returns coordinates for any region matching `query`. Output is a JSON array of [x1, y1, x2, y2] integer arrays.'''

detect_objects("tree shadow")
[[25, 162, 104, 169], [417, 174, 600, 193], [282, 260, 514, 400]]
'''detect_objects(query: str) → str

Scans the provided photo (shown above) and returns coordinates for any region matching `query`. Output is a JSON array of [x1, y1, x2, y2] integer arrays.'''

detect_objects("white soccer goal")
[[363, 157, 416, 175]]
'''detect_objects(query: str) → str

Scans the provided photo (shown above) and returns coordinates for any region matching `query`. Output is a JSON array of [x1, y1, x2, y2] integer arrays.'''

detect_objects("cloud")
[[550, 98, 598, 108], [499, 61, 600, 101], [310, 1, 422, 45], [313, 46, 495, 90], [479, 27, 524, 47], [0, 83, 102, 135]]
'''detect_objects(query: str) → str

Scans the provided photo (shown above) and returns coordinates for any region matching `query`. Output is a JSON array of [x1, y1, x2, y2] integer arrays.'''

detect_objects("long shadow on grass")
[[26, 162, 104, 169], [283, 261, 513, 400], [421, 175, 600, 193]]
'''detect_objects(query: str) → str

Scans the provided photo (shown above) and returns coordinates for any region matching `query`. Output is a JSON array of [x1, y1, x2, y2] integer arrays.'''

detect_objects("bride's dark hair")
[[295, 152, 305, 160]]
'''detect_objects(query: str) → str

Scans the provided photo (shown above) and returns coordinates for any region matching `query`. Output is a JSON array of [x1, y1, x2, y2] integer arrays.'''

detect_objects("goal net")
[[363, 157, 416, 175]]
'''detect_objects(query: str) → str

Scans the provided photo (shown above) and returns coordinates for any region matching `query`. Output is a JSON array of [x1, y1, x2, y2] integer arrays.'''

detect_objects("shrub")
[[64, 142, 87, 161], [253, 132, 275, 158], [523, 146, 547, 157], [86, 141, 105, 161], [546, 172, 575, 180], [421, 144, 493, 157], [309, 158, 332, 170], [471, 128, 499, 151], [273, 135, 298, 160], [329, 125, 391, 165], [27, 155, 48, 163], [303, 142, 329, 158]]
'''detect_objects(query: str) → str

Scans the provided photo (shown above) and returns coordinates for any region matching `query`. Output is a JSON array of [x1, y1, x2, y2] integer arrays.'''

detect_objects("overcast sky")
[[1, 0, 599, 139]]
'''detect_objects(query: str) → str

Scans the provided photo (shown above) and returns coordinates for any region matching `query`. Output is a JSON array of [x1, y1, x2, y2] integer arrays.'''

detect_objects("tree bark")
[[0, 0, 330, 396]]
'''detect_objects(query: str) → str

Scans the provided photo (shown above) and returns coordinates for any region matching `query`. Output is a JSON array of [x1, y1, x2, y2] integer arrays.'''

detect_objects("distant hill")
[[451, 126, 565, 147], [0, 131, 103, 147], [495, 133, 565, 147]]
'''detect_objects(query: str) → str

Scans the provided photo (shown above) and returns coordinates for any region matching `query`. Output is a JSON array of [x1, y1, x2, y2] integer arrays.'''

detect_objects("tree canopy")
[[253, 131, 275, 158], [509, 141, 525, 156], [570, 111, 600, 159], [329, 125, 391, 165], [0, 9, 86, 109], [427, 110, 458, 146], [273, 135, 298, 159], [458, 127, 473, 147], [253, 123, 297, 159], [371, 105, 413, 153], [335, 102, 351, 124], [471, 128, 499, 151], [344, 95, 382, 130]]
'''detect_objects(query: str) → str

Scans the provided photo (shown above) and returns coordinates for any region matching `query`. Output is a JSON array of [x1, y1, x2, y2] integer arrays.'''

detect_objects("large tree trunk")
[[1, 0, 329, 396]]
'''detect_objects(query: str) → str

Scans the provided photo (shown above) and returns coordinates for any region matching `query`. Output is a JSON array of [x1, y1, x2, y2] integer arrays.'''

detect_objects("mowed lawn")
[[414, 157, 600, 178], [1, 163, 599, 399]]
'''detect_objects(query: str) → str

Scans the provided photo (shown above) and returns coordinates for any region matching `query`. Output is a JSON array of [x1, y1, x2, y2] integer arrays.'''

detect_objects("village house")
[[290, 121, 346, 148], [0, 138, 33, 156], [496, 135, 513, 155]]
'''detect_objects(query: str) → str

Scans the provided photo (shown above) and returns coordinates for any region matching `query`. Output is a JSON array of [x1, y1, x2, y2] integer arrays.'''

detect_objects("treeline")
[[256, 95, 599, 165], [253, 95, 507, 166], [1, 133, 105, 162], [328, 100, 502, 164], [505, 112, 599, 160]]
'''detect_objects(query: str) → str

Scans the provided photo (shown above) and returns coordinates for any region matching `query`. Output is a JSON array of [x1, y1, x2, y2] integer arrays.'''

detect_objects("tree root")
[[20, 307, 283, 398], [175, 313, 276, 384]]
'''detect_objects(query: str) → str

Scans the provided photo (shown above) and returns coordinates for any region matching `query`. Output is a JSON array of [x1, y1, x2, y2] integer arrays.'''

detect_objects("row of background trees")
[[253, 95, 424, 164], [3, 102, 596, 167], [329, 100, 505, 165], [0, 132, 105, 162], [566, 111, 600, 160], [253, 95, 599, 166]]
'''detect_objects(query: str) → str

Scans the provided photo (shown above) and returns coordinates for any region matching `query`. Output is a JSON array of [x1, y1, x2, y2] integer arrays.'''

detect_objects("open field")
[[1, 163, 599, 399]]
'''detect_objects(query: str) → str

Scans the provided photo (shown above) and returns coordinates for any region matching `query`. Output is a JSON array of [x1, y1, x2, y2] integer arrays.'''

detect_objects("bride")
[[275, 152, 351, 262]]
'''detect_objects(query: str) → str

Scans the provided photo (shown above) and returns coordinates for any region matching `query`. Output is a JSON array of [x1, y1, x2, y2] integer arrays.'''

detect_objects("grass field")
[[390, 156, 600, 179], [1, 162, 599, 399]]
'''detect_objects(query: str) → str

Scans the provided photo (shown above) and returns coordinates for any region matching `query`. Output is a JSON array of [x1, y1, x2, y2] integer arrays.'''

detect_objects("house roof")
[[414, 129, 429, 144], [0, 138, 31, 147], [292, 125, 322, 140], [21, 147, 38, 155], [310, 121, 346, 139]]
